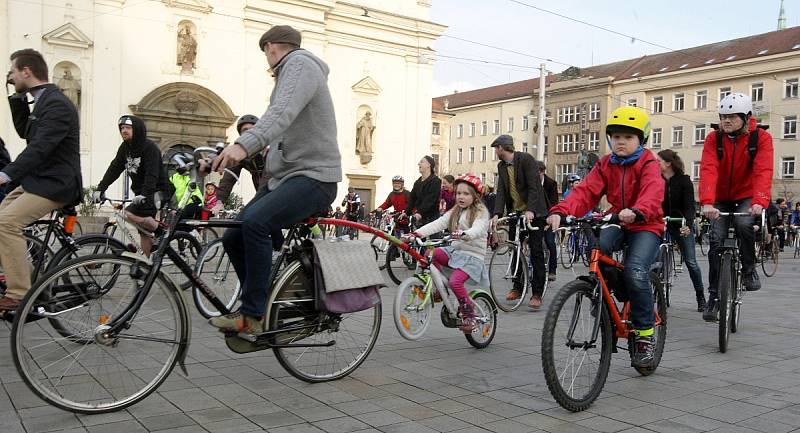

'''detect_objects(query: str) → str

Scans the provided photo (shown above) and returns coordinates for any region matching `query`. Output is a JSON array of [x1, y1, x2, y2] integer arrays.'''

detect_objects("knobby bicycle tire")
[[718, 254, 734, 353], [541, 279, 612, 412]]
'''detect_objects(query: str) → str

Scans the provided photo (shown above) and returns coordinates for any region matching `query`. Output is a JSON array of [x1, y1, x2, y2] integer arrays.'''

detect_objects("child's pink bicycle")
[[393, 236, 498, 348]]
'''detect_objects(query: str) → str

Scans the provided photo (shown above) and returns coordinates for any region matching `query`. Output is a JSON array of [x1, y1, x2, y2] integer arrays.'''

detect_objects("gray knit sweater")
[[236, 49, 342, 190]]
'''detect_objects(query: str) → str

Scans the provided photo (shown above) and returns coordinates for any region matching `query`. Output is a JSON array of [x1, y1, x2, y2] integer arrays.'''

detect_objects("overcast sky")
[[429, 0, 796, 97]]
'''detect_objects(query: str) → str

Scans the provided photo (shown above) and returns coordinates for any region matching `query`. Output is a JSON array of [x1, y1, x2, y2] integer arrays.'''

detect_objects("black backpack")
[[710, 123, 769, 166]]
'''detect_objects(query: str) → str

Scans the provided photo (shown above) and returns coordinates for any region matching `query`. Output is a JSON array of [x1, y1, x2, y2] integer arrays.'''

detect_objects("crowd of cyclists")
[[1, 23, 783, 386]]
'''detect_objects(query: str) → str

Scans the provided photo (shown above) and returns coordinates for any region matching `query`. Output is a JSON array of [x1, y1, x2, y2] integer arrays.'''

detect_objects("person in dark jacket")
[[94, 115, 169, 256], [538, 161, 559, 281], [0, 49, 82, 310], [491, 134, 548, 309], [657, 149, 705, 312], [406, 155, 442, 226], [214, 114, 267, 211]]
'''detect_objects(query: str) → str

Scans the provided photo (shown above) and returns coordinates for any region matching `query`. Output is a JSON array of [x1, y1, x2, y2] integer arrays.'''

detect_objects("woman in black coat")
[[406, 155, 442, 227], [658, 149, 705, 312]]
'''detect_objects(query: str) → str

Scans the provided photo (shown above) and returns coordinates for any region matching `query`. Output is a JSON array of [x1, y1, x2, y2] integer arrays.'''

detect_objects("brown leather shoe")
[[528, 296, 542, 309], [0, 296, 21, 311], [505, 290, 521, 301]]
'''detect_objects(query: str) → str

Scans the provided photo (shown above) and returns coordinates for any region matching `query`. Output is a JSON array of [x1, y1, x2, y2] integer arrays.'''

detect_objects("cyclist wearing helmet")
[[700, 92, 773, 321], [376, 175, 412, 234], [213, 114, 268, 212], [562, 174, 581, 199], [548, 106, 665, 369]]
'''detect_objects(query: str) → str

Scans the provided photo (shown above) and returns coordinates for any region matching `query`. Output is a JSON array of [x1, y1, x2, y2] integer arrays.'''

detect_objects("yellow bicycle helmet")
[[606, 106, 651, 145]]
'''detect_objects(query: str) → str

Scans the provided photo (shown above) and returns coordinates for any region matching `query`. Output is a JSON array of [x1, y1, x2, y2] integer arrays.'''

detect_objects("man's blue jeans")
[[223, 176, 336, 318], [667, 226, 704, 294], [599, 228, 660, 330]]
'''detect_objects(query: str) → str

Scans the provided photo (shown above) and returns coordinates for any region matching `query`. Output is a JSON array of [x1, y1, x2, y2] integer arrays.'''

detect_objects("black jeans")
[[509, 218, 546, 297], [707, 199, 756, 297], [223, 177, 336, 318]]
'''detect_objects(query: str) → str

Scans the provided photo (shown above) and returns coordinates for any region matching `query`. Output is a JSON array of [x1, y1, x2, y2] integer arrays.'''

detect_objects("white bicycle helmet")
[[718, 92, 753, 115]]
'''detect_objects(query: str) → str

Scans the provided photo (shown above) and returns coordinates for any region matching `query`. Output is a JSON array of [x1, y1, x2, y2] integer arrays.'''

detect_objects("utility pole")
[[536, 63, 547, 162]]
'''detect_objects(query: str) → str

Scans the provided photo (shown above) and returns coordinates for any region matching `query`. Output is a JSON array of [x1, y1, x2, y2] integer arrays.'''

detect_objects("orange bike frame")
[[587, 247, 662, 339]]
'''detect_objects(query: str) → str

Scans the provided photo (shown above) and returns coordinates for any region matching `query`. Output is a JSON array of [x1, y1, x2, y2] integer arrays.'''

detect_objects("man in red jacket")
[[548, 106, 664, 369], [700, 93, 773, 321]]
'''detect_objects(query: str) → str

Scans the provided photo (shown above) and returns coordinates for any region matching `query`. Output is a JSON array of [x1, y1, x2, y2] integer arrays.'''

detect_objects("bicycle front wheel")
[[394, 276, 433, 340], [271, 261, 381, 382], [718, 254, 734, 353], [761, 240, 779, 277], [541, 279, 612, 412], [163, 231, 202, 290], [488, 244, 527, 312], [193, 238, 241, 318], [12, 254, 188, 413]]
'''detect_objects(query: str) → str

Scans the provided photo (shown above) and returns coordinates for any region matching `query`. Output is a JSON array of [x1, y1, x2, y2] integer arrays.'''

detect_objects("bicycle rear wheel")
[[488, 244, 527, 312], [12, 255, 188, 413], [541, 279, 612, 412], [193, 238, 241, 318], [271, 261, 381, 382], [761, 240, 779, 277], [718, 254, 734, 353]]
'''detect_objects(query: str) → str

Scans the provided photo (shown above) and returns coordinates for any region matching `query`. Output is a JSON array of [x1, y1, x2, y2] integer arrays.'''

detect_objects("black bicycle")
[[10, 147, 382, 414]]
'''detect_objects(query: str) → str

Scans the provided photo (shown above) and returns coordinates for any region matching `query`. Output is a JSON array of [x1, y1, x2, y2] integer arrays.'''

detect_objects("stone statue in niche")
[[355, 111, 375, 164], [177, 24, 197, 73], [57, 68, 81, 109]]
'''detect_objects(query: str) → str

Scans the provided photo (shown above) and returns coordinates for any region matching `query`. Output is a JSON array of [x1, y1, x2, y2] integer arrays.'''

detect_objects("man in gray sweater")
[[210, 25, 340, 335]]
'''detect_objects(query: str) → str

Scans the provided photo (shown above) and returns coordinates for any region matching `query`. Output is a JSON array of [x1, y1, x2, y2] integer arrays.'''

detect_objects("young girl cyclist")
[[406, 174, 490, 333], [547, 106, 665, 369]]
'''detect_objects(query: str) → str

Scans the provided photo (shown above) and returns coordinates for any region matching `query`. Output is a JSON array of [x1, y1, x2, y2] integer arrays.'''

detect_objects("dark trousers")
[[776, 226, 785, 249], [707, 199, 756, 297], [544, 229, 557, 274], [667, 226, 704, 294], [600, 228, 660, 330], [223, 177, 336, 318], [510, 218, 546, 297]]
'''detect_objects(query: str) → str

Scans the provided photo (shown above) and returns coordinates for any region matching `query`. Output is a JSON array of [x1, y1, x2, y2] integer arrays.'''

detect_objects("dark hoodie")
[[97, 115, 169, 202]]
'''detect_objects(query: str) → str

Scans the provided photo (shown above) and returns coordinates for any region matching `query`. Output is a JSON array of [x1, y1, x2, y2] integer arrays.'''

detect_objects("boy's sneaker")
[[703, 297, 719, 322], [458, 300, 476, 334], [630, 332, 655, 368]]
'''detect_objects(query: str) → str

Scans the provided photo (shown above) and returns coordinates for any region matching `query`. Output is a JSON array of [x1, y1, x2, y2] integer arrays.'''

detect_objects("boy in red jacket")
[[699, 93, 773, 321], [548, 106, 664, 369]]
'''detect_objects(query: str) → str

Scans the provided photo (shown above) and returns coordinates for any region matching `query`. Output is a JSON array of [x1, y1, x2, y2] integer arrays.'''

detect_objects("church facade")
[[1, 0, 445, 208]]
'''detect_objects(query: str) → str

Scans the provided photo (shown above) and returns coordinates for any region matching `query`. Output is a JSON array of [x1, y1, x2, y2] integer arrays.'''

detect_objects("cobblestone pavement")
[[1, 251, 799, 433]]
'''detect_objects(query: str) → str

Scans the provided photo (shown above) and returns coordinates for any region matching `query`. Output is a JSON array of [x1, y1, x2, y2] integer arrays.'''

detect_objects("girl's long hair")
[[447, 183, 487, 233]]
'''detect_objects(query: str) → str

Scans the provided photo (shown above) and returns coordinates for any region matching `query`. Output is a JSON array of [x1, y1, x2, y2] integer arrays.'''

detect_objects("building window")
[[432, 122, 440, 135], [784, 116, 797, 139], [652, 96, 663, 114], [469, 147, 475, 162], [556, 164, 576, 184], [457, 124, 464, 138], [673, 93, 684, 112], [480, 146, 487, 162], [493, 172, 498, 187], [651, 128, 662, 149], [543, 135, 549, 156], [469, 122, 476, 137], [558, 106, 578, 124], [431, 154, 440, 173], [695, 90, 708, 110], [522, 142, 528, 153], [627, 98, 638, 107], [556, 134, 577, 153], [480, 121, 488, 136], [492, 148, 498, 161], [694, 125, 706, 145], [671, 126, 683, 147], [719, 87, 731, 101], [480, 173, 486, 184], [522, 115, 529, 131], [588, 132, 599, 151], [507, 117, 514, 132], [691, 161, 701, 181], [751, 82, 764, 102], [493, 119, 500, 134], [786, 78, 799, 99], [782, 157, 795, 179], [589, 103, 600, 120], [456, 148, 463, 163]]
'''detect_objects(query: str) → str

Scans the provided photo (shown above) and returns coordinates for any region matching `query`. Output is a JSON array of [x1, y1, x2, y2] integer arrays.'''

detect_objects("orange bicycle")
[[541, 214, 667, 412]]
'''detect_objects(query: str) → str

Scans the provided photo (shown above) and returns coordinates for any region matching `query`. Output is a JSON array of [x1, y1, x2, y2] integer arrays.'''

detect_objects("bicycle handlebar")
[[496, 213, 538, 231], [663, 216, 685, 225]]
